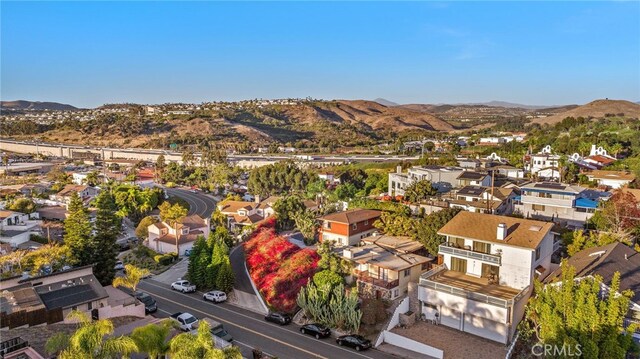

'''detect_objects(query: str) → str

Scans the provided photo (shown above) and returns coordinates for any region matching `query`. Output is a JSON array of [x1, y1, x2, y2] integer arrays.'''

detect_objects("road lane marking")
[[141, 280, 378, 359], [140, 286, 327, 359]]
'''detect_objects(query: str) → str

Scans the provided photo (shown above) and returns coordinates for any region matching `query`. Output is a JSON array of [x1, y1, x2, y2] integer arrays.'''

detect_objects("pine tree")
[[187, 236, 206, 283], [93, 191, 122, 285], [64, 192, 93, 266], [215, 258, 234, 293]]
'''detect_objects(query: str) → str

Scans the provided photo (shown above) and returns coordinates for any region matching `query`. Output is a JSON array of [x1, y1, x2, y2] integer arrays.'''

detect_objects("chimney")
[[397, 165, 402, 174], [497, 223, 507, 240], [625, 253, 628, 260], [254, 195, 261, 203]]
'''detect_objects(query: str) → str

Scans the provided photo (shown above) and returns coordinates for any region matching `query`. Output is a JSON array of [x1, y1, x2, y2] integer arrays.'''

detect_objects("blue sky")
[[2, 1, 639, 108]]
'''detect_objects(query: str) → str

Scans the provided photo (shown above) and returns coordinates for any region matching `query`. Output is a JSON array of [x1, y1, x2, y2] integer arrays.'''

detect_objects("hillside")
[[6, 99, 454, 148], [530, 99, 640, 125], [0, 100, 78, 111]]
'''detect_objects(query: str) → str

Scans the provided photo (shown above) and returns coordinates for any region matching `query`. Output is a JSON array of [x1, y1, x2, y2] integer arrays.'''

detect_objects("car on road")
[[191, 318, 233, 343], [170, 312, 199, 331], [135, 292, 157, 314], [336, 334, 372, 351], [264, 312, 291, 325], [171, 280, 196, 293], [203, 290, 227, 303], [114, 261, 125, 271], [300, 323, 331, 339]]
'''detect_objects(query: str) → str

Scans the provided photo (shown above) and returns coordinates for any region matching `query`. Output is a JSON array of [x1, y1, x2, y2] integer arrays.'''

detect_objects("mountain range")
[[0, 100, 78, 111]]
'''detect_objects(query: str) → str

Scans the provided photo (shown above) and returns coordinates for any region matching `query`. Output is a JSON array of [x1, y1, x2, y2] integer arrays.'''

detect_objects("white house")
[[0, 210, 41, 247], [389, 165, 465, 196], [147, 215, 211, 256], [584, 170, 635, 189], [418, 212, 555, 344], [525, 145, 561, 180], [50, 184, 98, 208], [515, 182, 609, 229]]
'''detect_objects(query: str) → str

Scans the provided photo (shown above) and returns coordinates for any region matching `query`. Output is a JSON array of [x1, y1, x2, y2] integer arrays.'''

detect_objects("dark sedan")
[[135, 292, 157, 314], [264, 312, 292, 325], [336, 334, 372, 351], [300, 323, 331, 339]]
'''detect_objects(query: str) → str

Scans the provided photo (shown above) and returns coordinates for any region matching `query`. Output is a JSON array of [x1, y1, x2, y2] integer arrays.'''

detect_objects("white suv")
[[203, 290, 227, 303]]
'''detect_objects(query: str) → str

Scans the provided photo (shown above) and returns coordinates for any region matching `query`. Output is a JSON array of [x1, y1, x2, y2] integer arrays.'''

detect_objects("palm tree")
[[168, 320, 241, 359], [112, 264, 151, 293], [130, 320, 174, 359], [45, 311, 137, 359]]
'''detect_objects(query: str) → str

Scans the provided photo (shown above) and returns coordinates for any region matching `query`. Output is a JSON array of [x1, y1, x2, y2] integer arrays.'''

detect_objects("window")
[[393, 289, 399, 297], [473, 241, 491, 254], [352, 223, 357, 230], [88, 302, 92, 310], [324, 221, 331, 229], [532, 204, 546, 211], [450, 237, 465, 248], [404, 269, 411, 277], [535, 247, 541, 261], [450, 257, 467, 273], [364, 220, 369, 225]]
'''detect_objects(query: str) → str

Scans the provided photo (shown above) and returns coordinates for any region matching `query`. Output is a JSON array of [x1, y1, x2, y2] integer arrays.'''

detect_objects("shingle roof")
[[217, 200, 256, 213], [318, 209, 382, 224], [437, 212, 553, 249], [56, 184, 89, 197], [545, 242, 640, 303]]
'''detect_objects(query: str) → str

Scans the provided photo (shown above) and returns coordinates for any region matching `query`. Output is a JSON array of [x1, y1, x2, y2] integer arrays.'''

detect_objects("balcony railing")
[[419, 266, 529, 309], [439, 243, 501, 265], [354, 270, 399, 289]]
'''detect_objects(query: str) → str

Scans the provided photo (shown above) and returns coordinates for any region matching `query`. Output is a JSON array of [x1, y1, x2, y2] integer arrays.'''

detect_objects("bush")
[[29, 234, 49, 244]]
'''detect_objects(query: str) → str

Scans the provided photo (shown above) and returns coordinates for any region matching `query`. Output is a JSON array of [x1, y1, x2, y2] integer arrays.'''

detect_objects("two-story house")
[[456, 171, 491, 187], [448, 185, 517, 215], [216, 196, 279, 230], [525, 145, 561, 180], [318, 209, 382, 246], [515, 182, 609, 228], [0, 210, 41, 247], [343, 236, 432, 300], [418, 212, 554, 344], [147, 214, 211, 256], [389, 166, 465, 196], [50, 184, 98, 208]]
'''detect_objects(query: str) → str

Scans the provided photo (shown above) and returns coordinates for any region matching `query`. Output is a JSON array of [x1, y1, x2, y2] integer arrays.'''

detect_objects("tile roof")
[[545, 242, 640, 303], [318, 209, 382, 224], [217, 200, 256, 213], [56, 184, 90, 197], [438, 211, 553, 249]]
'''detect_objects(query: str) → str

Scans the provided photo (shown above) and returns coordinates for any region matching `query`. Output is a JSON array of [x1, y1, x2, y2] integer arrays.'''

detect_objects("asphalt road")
[[165, 188, 218, 218], [138, 278, 398, 359]]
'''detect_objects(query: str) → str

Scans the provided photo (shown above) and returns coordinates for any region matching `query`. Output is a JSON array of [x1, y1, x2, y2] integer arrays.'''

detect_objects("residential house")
[[147, 214, 211, 256], [50, 184, 98, 207], [525, 145, 561, 180], [318, 209, 382, 246], [456, 158, 481, 170], [449, 186, 517, 215], [0, 266, 144, 330], [584, 170, 635, 189], [389, 165, 465, 196], [515, 182, 609, 228], [456, 171, 491, 187], [544, 242, 640, 343], [343, 235, 432, 300], [0, 337, 45, 359], [216, 196, 279, 231], [0, 210, 41, 247], [491, 165, 525, 179], [418, 212, 555, 344]]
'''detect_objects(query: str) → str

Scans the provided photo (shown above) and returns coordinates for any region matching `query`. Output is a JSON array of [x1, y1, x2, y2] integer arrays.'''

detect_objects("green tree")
[[130, 320, 173, 359], [187, 235, 207, 285], [85, 171, 100, 186], [159, 201, 188, 255], [211, 209, 228, 229], [333, 183, 357, 201], [403, 180, 437, 203], [273, 195, 305, 231], [155, 154, 166, 183], [112, 264, 151, 293], [169, 320, 240, 359], [317, 240, 352, 276], [293, 209, 318, 245], [215, 257, 235, 293], [45, 311, 137, 359], [93, 191, 121, 285], [7, 198, 37, 214], [136, 216, 157, 239], [63, 192, 93, 265], [520, 262, 637, 359], [313, 269, 343, 289]]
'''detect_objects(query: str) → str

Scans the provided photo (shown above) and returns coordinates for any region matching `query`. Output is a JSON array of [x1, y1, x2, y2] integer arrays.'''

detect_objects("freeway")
[[165, 188, 218, 218], [138, 278, 398, 359]]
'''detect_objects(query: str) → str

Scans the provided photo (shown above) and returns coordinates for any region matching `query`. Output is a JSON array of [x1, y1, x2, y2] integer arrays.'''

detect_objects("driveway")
[[152, 258, 189, 285], [229, 245, 268, 314]]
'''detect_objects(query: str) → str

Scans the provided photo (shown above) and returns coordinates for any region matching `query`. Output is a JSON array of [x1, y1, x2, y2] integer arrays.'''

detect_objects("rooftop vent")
[[497, 223, 507, 240]]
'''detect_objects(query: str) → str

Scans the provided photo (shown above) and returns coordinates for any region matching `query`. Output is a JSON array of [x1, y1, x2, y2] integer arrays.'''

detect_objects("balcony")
[[439, 243, 501, 265], [354, 270, 399, 289], [419, 265, 529, 309]]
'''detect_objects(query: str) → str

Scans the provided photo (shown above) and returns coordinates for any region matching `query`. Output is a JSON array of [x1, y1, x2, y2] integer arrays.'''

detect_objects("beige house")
[[50, 184, 98, 207], [343, 235, 431, 300], [147, 214, 211, 256]]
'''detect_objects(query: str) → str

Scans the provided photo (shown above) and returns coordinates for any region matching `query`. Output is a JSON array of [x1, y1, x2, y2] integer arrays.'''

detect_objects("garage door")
[[439, 307, 461, 330], [463, 314, 506, 344]]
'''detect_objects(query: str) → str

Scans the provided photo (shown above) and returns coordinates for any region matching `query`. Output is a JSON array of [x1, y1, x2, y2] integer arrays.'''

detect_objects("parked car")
[[191, 318, 233, 343], [184, 249, 192, 257], [114, 261, 125, 271], [170, 312, 199, 331], [300, 323, 331, 339], [203, 290, 227, 303], [264, 312, 291, 325], [135, 292, 157, 314], [171, 280, 196, 293], [336, 335, 372, 351]]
